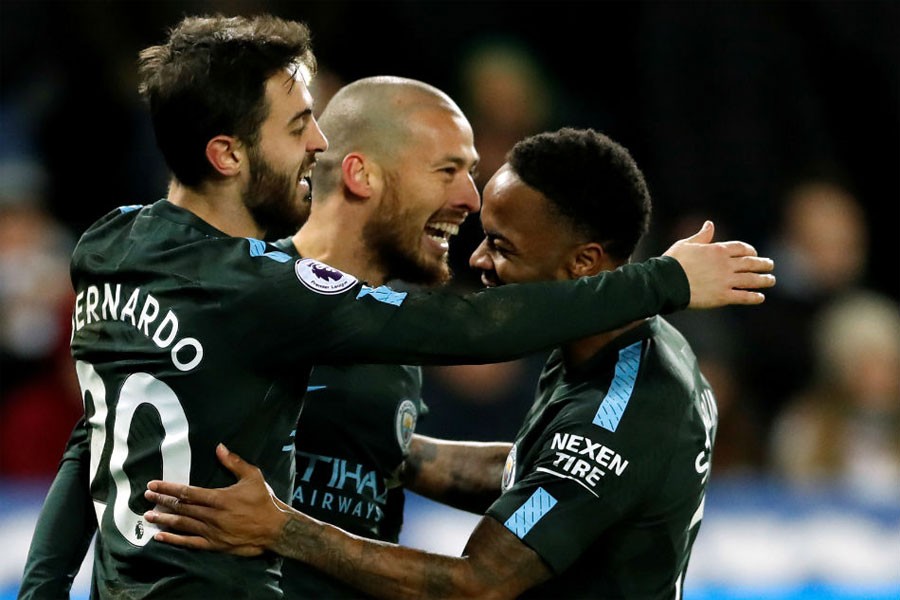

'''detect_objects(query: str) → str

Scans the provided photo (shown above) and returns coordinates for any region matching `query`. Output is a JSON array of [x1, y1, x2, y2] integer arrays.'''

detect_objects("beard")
[[242, 145, 313, 241], [362, 175, 451, 287]]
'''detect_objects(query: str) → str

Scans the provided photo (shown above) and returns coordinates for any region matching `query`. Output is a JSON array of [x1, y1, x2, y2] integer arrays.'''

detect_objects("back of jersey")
[[70, 202, 306, 598]]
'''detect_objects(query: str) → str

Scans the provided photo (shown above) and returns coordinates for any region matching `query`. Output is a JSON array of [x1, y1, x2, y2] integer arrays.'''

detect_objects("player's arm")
[[18, 420, 97, 600], [277, 223, 773, 366], [144, 445, 551, 600], [400, 434, 509, 513]]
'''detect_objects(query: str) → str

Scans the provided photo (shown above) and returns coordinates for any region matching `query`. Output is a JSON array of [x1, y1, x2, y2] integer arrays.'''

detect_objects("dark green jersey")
[[273, 236, 426, 597], [282, 364, 425, 599], [57, 199, 688, 598], [18, 421, 96, 600], [486, 317, 718, 599]]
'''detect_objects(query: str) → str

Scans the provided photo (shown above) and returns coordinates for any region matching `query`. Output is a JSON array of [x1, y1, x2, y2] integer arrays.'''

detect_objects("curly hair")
[[507, 128, 651, 262], [138, 14, 316, 187]]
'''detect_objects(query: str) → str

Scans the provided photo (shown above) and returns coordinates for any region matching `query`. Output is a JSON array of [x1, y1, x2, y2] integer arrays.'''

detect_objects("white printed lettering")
[[102, 283, 121, 320], [152, 311, 178, 348], [120, 288, 140, 326], [86, 286, 100, 324], [171, 338, 203, 372], [544, 432, 630, 488], [74, 291, 85, 330], [136, 295, 160, 336]]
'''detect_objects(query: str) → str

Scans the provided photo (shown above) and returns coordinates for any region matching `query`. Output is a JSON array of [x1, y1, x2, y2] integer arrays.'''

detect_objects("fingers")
[[724, 289, 767, 305], [715, 240, 758, 258], [152, 530, 214, 551], [217, 443, 257, 480], [145, 509, 207, 536], [683, 220, 715, 244], [147, 480, 218, 508], [732, 255, 774, 274], [731, 271, 776, 291], [145, 489, 209, 519]]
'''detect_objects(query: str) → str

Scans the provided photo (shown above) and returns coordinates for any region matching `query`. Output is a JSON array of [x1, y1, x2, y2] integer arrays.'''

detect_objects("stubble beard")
[[242, 145, 312, 241], [362, 181, 451, 287]]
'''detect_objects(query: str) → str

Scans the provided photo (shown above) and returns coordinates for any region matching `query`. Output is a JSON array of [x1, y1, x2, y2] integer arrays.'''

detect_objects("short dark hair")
[[507, 127, 651, 262], [138, 14, 316, 187]]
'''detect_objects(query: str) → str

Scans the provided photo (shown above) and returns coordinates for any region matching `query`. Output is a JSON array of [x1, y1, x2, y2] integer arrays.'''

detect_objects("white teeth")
[[427, 222, 460, 237]]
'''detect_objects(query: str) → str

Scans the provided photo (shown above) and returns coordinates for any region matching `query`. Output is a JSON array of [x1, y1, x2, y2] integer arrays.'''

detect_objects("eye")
[[487, 236, 513, 258]]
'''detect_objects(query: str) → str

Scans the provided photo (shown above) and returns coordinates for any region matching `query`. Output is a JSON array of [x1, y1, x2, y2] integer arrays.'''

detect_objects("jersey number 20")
[[75, 360, 192, 547]]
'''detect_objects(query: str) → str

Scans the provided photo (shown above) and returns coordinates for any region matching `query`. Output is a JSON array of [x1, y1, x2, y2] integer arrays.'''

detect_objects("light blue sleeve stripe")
[[592, 341, 642, 432], [356, 285, 407, 306], [118, 204, 143, 213], [504, 487, 558, 539], [246, 238, 291, 263]]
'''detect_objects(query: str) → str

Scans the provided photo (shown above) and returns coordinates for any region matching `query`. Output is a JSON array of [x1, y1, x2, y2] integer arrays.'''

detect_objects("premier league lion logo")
[[311, 264, 343, 282], [294, 258, 358, 294]]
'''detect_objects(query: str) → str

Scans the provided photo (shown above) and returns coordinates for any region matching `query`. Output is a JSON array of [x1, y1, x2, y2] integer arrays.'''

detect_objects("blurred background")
[[1, 1, 898, 598]]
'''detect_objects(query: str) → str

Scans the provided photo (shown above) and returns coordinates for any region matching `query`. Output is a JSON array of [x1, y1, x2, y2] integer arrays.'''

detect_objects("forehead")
[[481, 165, 561, 239], [264, 68, 314, 116], [403, 106, 477, 164]]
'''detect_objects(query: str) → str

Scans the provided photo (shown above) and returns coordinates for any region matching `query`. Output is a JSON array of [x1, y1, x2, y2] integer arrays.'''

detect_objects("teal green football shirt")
[[487, 317, 718, 599], [50, 199, 689, 598]]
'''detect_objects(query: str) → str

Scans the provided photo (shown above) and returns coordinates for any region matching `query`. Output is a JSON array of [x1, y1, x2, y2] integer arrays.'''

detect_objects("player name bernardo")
[[71, 283, 203, 372], [548, 432, 629, 486]]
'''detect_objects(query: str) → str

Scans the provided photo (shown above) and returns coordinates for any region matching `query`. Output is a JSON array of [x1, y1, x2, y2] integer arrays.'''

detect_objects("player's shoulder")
[[76, 203, 145, 242], [643, 317, 703, 393]]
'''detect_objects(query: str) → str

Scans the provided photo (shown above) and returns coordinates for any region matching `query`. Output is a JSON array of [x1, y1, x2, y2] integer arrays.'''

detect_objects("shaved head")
[[312, 76, 466, 195]]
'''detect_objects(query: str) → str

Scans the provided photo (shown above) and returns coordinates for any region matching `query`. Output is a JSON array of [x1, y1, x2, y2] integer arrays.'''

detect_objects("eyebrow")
[[439, 158, 480, 178], [485, 230, 514, 248], [287, 108, 313, 127]]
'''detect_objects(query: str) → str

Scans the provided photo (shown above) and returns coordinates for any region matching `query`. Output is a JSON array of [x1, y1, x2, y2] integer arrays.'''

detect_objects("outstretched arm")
[[400, 434, 510, 513], [272, 221, 773, 367], [144, 445, 552, 600]]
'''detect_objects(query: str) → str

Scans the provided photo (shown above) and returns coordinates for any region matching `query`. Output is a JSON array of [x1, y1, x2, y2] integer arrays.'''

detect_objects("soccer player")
[[18, 72, 486, 598], [145, 128, 734, 599], [18, 13, 774, 599], [278, 75, 490, 598]]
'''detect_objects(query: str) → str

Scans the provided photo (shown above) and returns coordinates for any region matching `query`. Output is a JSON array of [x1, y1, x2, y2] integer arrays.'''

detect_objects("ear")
[[205, 135, 243, 177], [341, 153, 380, 200], [566, 242, 607, 278]]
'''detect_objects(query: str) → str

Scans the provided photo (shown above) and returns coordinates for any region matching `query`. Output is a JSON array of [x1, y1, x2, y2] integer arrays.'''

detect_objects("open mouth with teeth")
[[297, 170, 313, 202], [424, 221, 460, 251]]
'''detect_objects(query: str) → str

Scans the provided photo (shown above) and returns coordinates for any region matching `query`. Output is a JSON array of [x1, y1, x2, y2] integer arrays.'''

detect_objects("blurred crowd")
[[1, 1, 898, 504]]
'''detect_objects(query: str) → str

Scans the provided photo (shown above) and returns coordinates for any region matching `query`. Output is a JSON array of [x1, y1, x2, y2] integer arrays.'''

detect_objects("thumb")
[[217, 443, 255, 480], [683, 220, 715, 244]]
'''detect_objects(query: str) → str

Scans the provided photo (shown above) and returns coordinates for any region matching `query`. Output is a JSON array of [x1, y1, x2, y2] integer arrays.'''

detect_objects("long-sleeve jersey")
[[23, 199, 689, 599], [486, 317, 718, 598]]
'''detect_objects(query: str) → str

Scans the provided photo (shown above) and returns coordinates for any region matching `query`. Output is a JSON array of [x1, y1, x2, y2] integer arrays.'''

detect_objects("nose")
[[454, 172, 481, 214], [469, 238, 492, 271], [308, 116, 329, 153]]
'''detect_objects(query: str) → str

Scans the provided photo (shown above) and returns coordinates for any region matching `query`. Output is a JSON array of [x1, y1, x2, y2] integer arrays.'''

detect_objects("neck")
[[292, 196, 388, 286], [561, 320, 645, 368], [167, 179, 263, 239]]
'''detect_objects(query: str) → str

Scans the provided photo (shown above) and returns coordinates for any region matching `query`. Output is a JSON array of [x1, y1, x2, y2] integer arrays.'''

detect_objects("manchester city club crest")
[[395, 399, 418, 452], [294, 258, 358, 294], [502, 444, 517, 491]]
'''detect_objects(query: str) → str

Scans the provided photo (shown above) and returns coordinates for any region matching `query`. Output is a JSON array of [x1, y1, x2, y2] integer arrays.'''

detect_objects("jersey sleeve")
[[238, 255, 689, 368], [18, 420, 96, 599], [485, 394, 679, 573]]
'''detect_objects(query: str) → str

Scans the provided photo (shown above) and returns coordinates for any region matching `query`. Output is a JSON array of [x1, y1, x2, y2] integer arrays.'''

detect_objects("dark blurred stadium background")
[[2, 2, 898, 599]]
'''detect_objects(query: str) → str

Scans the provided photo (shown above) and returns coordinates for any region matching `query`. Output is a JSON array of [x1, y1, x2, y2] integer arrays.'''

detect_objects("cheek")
[[492, 257, 525, 281], [262, 134, 302, 163]]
